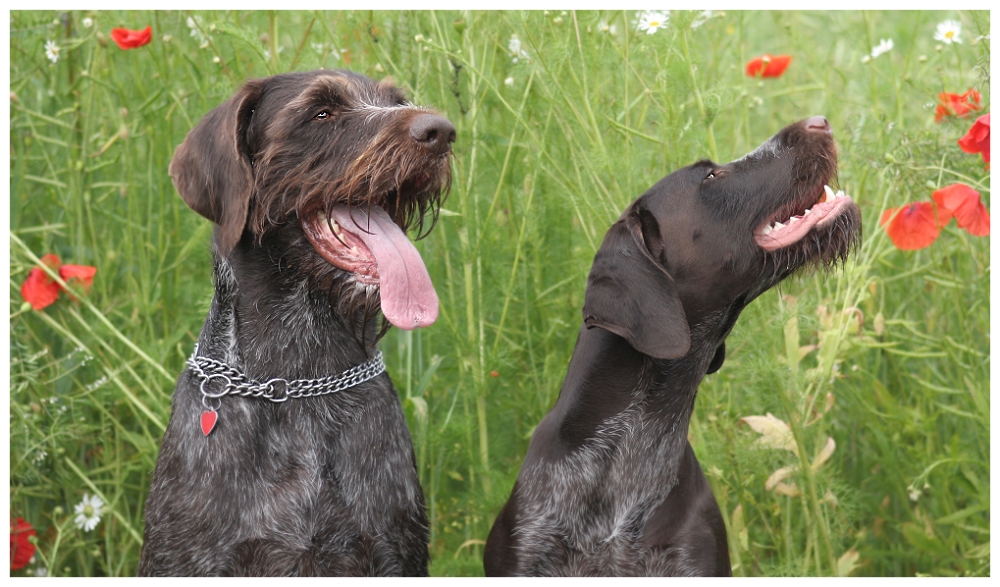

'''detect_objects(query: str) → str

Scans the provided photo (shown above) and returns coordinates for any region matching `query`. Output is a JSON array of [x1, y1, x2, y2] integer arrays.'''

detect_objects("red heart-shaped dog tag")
[[201, 410, 218, 436]]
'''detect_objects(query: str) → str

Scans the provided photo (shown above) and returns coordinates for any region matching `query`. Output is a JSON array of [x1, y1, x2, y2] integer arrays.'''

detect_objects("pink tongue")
[[329, 205, 439, 330]]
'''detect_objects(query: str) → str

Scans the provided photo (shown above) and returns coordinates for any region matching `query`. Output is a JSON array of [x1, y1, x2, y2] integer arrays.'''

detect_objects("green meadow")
[[9, 10, 989, 576]]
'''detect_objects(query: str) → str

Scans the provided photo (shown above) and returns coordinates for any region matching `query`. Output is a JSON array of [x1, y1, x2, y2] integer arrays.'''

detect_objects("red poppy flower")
[[59, 264, 98, 293], [958, 113, 990, 166], [932, 183, 990, 237], [880, 202, 946, 250], [10, 517, 37, 571], [745, 54, 792, 78], [110, 25, 152, 50], [934, 89, 981, 123], [20, 254, 62, 310], [20, 254, 98, 310]]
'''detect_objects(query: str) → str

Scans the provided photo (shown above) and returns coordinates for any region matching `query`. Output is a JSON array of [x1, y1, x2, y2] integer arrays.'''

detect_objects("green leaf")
[[901, 522, 946, 555], [964, 542, 989, 560]]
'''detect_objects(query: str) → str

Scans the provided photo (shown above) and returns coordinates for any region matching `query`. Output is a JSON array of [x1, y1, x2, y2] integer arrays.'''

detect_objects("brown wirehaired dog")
[[484, 116, 860, 576], [139, 70, 454, 576]]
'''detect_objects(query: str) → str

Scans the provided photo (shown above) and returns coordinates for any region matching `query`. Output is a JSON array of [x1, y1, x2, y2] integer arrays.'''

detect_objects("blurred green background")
[[9, 10, 989, 576]]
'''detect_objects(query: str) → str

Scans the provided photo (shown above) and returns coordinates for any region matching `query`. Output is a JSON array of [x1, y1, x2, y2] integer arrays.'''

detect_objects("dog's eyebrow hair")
[[351, 102, 417, 112], [352, 102, 421, 124]]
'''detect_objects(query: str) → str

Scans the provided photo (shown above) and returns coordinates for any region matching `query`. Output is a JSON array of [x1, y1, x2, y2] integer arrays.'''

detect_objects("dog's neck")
[[544, 320, 727, 455], [195, 234, 380, 383]]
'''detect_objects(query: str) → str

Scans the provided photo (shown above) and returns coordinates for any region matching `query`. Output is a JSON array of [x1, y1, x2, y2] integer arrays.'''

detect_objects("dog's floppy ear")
[[582, 212, 691, 359], [706, 341, 725, 374], [169, 79, 263, 254]]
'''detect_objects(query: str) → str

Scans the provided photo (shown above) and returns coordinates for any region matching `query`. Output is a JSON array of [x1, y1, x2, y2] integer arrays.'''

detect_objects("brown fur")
[[140, 70, 453, 576]]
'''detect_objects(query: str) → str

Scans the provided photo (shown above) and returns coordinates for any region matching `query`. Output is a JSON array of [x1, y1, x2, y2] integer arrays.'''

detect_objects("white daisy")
[[504, 76, 514, 87], [934, 20, 962, 44], [44, 40, 60, 64], [637, 11, 669, 35], [871, 38, 894, 59], [74, 493, 104, 532], [82, 17, 93, 29]]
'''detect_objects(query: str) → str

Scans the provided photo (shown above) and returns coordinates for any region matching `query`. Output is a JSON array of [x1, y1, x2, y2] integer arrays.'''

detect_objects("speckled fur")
[[139, 71, 452, 576]]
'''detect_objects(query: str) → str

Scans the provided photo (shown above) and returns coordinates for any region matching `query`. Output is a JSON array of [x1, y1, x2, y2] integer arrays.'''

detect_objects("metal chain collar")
[[186, 344, 386, 408]]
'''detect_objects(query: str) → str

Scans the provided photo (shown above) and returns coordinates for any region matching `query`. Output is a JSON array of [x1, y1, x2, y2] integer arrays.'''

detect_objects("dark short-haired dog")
[[484, 116, 860, 576], [139, 70, 454, 576]]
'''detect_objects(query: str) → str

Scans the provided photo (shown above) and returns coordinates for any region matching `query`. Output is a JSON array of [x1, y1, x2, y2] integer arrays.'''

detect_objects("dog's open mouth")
[[302, 205, 439, 330], [754, 185, 856, 252]]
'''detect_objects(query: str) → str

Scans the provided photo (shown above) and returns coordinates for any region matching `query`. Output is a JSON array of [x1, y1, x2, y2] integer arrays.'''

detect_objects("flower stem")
[[781, 399, 837, 573], [679, 24, 718, 161]]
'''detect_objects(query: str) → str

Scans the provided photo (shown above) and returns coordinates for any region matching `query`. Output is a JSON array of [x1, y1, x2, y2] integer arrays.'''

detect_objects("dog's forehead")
[[635, 164, 706, 207], [732, 135, 783, 165], [272, 70, 409, 110]]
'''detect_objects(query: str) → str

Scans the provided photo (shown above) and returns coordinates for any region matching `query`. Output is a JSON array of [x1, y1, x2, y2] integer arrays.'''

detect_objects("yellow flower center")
[[946, 31, 955, 39], [83, 504, 95, 517]]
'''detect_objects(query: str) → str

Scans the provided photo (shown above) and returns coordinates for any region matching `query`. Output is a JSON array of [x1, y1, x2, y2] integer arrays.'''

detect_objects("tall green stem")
[[678, 25, 718, 161]]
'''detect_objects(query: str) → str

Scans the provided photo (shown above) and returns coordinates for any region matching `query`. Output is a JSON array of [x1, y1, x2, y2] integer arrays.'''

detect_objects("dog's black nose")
[[805, 115, 832, 134], [409, 114, 456, 154]]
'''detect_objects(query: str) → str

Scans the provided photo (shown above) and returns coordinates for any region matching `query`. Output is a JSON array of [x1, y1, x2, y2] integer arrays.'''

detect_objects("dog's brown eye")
[[315, 111, 331, 120]]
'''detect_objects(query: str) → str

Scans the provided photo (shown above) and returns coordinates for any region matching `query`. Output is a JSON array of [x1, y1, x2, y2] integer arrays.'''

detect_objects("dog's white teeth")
[[762, 225, 773, 235], [350, 246, 360, 254], [789, 216, 800, 224], [774, 221, 786, 230], [804, 208, 812, 216]]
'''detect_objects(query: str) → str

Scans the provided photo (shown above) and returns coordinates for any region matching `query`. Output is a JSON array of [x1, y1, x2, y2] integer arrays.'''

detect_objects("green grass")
[[9, 10, 989, 577]]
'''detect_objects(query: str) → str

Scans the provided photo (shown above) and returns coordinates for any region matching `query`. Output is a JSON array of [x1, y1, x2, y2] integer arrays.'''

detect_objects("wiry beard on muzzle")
[[246, 113, 452, 348], [329, 115, 452, 240], [295, 111, 452, 241], [246, 111, 452, 243], [323, 274, 392, 352]]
